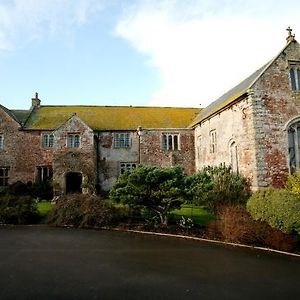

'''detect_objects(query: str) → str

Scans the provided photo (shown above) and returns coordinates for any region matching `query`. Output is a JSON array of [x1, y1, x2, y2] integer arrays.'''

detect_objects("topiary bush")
[[47, 194, 129, 228], [0, 195, 39, 224], [247, 189, 300, 235]]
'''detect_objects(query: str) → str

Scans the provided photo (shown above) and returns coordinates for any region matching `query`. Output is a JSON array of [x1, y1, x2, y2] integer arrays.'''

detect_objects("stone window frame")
[[36, 166, 53, 183], [0, 134, 4, 150], [210, 130, 217, 153], [289, 61, 300, 91], [162, 133, 180, 151], [229, 140, 239, 174], [196, 135, 202, 160], [119, 162, 137, 175], [42, 133, 54, 148], [114, 132, 131, 148], [0, 167, 9, 187], [67, 133, 81, 148]]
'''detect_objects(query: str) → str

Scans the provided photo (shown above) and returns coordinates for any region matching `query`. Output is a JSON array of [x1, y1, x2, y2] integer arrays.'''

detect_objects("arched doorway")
[[66, 172, 82, 194]]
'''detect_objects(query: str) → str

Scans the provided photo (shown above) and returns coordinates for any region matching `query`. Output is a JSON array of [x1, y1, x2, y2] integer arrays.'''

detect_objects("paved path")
[[0, 226, 299, 300]]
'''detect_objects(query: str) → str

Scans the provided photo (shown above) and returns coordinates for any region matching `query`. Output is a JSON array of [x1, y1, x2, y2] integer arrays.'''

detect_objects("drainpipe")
[[95, 132, 100, 193], [137, 126, 143, 164]]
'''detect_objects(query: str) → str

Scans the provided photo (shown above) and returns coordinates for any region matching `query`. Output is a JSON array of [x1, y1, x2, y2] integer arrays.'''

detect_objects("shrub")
[[47, 194, 128, 228], [0, 195, 39, 224], [286, 170, 300, 196], [186, 165, 249, 211], [247, 189, 300, 234], [207, 205, 296, 252], [110, 165, 187, 225], [31, 181, 53, 200], [6, 181, 31, 196]]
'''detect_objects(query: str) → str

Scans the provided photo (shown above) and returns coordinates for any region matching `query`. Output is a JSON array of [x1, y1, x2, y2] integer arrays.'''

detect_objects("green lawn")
[[171, 205, 214, 225], [37, 201, 53, 217]]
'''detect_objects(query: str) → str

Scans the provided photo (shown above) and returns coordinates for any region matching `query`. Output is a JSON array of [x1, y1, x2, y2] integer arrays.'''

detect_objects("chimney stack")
[[31, 92, 41, 108]]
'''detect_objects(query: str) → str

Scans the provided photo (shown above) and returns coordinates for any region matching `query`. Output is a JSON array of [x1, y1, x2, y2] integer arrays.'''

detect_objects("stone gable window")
[[162, 133, 180, 151], [120, 162, 137, 175], [0, 167, 9, 187], [114, 133, 130, 148], [42, 134, 54, 148], [0, 134, 4, 150], [36, 166, 53, 183], [67, 134, 80, 148], [289, 62, 300, 91], [210, 130, 217, 153]]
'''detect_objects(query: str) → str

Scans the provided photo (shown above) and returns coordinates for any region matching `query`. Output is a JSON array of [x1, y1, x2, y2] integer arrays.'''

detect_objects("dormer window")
[[289, 62, 300, 91], [67, 134, 80, 148]]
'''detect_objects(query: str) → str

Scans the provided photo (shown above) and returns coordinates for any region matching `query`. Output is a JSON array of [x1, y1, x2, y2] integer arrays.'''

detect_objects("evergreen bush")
[[0, 195, 39, 224], [247, 189, 300, 234]]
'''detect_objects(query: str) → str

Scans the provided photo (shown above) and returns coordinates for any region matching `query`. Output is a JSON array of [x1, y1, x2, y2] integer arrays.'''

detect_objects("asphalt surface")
[[0, 225, 300, 300]]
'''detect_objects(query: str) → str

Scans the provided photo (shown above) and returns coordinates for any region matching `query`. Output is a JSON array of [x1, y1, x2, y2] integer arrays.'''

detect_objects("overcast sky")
[[1, 0, 300, 109]]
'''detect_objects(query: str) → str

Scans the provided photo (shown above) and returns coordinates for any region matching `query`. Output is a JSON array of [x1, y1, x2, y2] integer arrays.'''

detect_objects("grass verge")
[[171, 205, 214, 225]]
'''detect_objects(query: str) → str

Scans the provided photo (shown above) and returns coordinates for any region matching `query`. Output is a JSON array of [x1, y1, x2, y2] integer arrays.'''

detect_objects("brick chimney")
[[31, 92, 41, 108]]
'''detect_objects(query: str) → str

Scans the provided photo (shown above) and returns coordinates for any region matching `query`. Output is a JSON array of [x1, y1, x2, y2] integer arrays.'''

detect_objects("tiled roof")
[[190, 39, 297, 127], [24, 106, 201, 130]]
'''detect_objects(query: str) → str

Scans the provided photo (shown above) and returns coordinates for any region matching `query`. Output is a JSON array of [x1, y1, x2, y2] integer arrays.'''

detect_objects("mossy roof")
[[190, 39, 297, 127], [24, 106, 201, 130]]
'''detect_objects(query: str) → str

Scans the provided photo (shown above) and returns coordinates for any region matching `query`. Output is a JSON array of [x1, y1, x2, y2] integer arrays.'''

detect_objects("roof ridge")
[[38, 105, 200, 109]]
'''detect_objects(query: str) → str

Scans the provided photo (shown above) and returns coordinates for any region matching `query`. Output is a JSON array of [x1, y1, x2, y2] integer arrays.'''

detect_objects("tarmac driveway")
[[0, 225, 299, 300]]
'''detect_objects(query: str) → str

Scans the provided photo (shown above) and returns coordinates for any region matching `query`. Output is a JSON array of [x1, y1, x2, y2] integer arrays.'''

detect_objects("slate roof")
[[0, 105, 25, 125], [23, 106, 201, 130], [11, 110, 30, 124], [189, 39, 297, 127]]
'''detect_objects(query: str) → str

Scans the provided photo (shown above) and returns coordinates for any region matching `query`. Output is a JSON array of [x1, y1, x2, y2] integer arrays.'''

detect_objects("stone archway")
[[66, 172, 82, 194]]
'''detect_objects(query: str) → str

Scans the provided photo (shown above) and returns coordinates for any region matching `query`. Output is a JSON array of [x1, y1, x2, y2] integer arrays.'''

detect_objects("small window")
[[120, 162, 137, 175], [0, 167, 9, 187], [289, 63, 300, 91], [67, 134, 80, 148], [230, 141, 239, 173], [162, 133, 180, 151], [36, 166, 53, 183], [42, 134, 54, 148], [114, 133, 130, 148], [0, 135, 4, 150], [197, 135, 201, 159], [210, 130, 217, 153]]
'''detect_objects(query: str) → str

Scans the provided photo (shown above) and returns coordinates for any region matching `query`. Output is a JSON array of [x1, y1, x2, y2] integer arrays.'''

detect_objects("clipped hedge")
[[0, 195, 39, 224], [47, 194, 129, 228], [247, 189, 300, 234]]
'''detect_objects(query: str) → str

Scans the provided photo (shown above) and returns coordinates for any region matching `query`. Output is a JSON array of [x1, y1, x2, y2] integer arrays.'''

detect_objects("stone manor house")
[[1, 29, 300, 195]]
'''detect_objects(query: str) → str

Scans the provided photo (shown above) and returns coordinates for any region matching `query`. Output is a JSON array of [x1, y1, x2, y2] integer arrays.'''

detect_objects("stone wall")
[[250, 40, 300, 188], [0, 107, 53, 186], [139, 128, 195, 175], [96, 131, 139, 191], [194, 98, 258, 187], [52, 115, 96, 195]]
